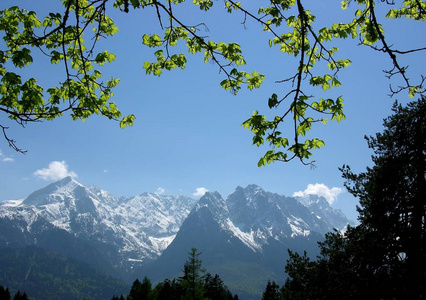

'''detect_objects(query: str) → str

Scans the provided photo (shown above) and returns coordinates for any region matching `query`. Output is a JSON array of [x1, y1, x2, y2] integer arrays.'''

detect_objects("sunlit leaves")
[[143, 50, 187, 76], [247, 0, 354, 164], [142, 34, 163, 47], [120, 114, 136, 128], [224, 1, 241, 13], [193, 0, 213, 11], [359, 18, 381, 44], [310, 75, 342, 91], [243, 89, 345, 165], [0, 0, 424, 160], [255, 138, 325, 167], [236, 0, 423, 165], [94, 51, 116, 65], [328, 58, 351, 71], [409, 86, 419, 98], [141, 18, 263, 95], [386, 0, 426, 20], [0, 1, 135, 154]]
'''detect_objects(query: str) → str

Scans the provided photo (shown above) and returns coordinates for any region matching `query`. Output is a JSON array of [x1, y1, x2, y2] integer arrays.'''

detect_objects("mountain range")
[[0, 177, 355, 299]]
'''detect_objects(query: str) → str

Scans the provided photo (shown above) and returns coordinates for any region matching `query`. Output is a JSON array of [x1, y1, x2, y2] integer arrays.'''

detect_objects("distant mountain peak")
[[245, 184, 264, 191], [234, 184, 265, 195], [295, 194, 328, 207], [294, 194, 356, 230], [22, 177, 83, 207], [57, 175, 76, 185], [195, 191, 228, 219], [1, 177, 355, 296], [199, 191, 223, 203]]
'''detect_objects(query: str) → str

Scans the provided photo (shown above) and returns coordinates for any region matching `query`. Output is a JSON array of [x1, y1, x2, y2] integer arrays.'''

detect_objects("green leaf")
[[268, 93, 278, 108], [119, 114, 136, 128]]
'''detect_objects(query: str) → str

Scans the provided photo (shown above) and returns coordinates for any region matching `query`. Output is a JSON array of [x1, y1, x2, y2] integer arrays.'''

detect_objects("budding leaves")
[[120, 114, 136, 129], [141, 18, 264, 96], [193, 0, 214, 11], [0, 2, 135, 146], [1, 0, 423, 160]]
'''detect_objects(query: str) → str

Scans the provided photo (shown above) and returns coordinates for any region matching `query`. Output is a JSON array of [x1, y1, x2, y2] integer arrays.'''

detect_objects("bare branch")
[[0, 125, 27, 154]]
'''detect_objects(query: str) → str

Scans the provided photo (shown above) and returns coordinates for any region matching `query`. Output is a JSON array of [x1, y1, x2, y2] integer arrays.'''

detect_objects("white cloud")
[[156, 187, 165, 194], [0, 150, 14, 162], [293, 183, 343, 205], [34, 161, 77, 181], [193, 187, 208, 197]]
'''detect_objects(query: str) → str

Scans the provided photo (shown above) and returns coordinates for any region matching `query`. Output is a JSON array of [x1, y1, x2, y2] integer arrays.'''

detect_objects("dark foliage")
[[262, 280, 281, 300], [274, 97, 426, 299], [117, 248, 238, 300], [0, 286, 10, 300], [12, 291, 28, 300], [127, 277, 152, 300], [0, 246, 129, 300], [0, 285, 28, 300]]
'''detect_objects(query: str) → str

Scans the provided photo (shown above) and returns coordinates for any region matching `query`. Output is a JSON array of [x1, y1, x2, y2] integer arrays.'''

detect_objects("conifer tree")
[[128, 248, 238, 300], [341, 97, 426, 299], [262, 280, 281, 300], [127, 278, 152, 300], [0, 285, 11, 300], [179, 248, 206, 300], [280, 97, 426, 299], [12, 291, 28, 300], [204, 273, 234, 300]]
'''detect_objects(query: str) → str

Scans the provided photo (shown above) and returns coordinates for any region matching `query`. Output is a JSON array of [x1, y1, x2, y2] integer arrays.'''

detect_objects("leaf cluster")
[[0, 1, 134, 152], [1, 0, 425, 164], [139, 2, 264, 96], [274, 97, 426, 299], [236, 0, 424, 165]]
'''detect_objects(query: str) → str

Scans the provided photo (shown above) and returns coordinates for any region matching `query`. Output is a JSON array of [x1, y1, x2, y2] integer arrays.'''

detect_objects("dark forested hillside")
[[0, 246, 129, 300]]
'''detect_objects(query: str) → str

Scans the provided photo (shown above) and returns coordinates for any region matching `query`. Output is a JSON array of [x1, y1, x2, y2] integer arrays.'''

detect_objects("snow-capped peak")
[[0, 199, 24, 207], [1, 179, 354, 276], [22, 176, 83, 207]]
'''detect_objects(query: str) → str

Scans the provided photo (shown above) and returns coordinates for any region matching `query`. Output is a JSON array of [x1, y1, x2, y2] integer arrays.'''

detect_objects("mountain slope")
[[295, 194, 357, 230], [0, 246, 128, 300], [0, 205, 119, 276], [0, 177, 197, 279], [141, 185, 352, 299], [1, 179, 354, 299]]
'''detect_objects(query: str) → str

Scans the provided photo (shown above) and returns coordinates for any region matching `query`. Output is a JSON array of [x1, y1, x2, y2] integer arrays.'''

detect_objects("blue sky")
[[0, 1, 424, 222]]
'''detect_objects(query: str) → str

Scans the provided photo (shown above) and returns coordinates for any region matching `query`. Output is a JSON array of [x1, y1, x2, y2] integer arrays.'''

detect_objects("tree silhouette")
[[280, 97, 426, 299], [262, 280, 281, 300]]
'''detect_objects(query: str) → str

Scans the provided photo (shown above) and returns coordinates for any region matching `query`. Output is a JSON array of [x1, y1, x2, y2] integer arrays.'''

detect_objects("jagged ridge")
[[0, 178, 353, 291]]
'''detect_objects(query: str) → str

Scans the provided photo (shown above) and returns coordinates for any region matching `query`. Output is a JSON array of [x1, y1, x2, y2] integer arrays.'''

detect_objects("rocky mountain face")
[[140, 185, 352, 299], [295, 193, 354, 231], [0, 177, 196, 280], [0, 178, 353, 298]]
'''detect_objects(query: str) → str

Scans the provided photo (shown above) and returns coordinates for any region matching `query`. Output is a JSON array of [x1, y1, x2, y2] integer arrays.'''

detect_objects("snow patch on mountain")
[[225, 218, 262, 252], [0, 199, 24, 207], [180, 185, 353, 256], [1, 177, 197, 263], [1, 179, 354, 272], [295, 194, 356, 229]]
